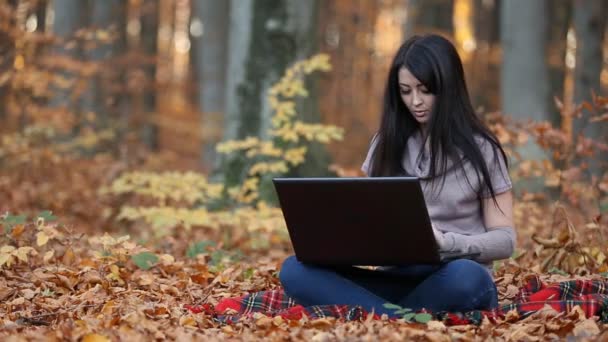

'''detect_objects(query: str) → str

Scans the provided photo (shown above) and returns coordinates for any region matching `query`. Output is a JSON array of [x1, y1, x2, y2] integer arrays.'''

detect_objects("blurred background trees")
[[1, 0, 607, 178]]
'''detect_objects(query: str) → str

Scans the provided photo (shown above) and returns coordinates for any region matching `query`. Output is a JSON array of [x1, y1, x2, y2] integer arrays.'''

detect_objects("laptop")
[[272, 177, 479, 266]]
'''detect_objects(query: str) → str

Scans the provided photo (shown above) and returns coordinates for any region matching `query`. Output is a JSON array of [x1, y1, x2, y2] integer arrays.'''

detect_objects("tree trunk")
[[500, 0, 549, 160], [190, 0, 230, 170], [140, 0, 159, 148], [82, 0, 125, 129], [403, 0, 454, 38], [470, 0, 500, 112], [220, 0, 323, 188], [573, 0, 608, 174], [50, 0, 88, 133], [0, 1, 18, 122], [283, 0, 333, 179], [35, 0, 48, 31], [547, 1, 571, 126], [573, 0, 607, 105]]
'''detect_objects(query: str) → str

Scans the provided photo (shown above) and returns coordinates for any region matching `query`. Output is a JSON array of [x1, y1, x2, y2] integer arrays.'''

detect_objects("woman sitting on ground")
[[279, 34, 516, 316]]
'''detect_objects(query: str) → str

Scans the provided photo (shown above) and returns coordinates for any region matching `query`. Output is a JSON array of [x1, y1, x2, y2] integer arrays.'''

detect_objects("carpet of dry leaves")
[[1, 148, 608, 341]]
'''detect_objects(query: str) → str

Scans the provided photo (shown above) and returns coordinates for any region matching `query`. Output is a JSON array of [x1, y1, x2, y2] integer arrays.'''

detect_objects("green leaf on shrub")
[[2, 214, 27, 232], [210, 250, 227, 266], [37, 210, 57, 222], [382, 303, 402, 310], [394, 308, 412, 315], [414, 313, 433, 323], [132, 252, 158, 270], [186, 240, 216, 259], [243, 267, 255, 279], [403, 313, 415, 321], [3, 214, 27, 226]]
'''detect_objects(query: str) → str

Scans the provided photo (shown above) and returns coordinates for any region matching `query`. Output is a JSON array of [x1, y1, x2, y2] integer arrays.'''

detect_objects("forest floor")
[[1, 206, 607, 340], [1, 150, 608, 341]]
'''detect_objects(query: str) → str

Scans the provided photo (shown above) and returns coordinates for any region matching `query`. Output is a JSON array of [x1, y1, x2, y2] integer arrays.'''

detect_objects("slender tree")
[[500, 0, 550, 160], [50, 0, 87, 113], [82, 0, 126, 129], [190, 0, 230, 171], [0, 0, 18, 122], [220, 0, 326, 187], [140, 0, 159, 148], [471, 0, 500, 111], [573, 0, 607, 106], [573, 0, 608, 174], [403, 0, 454, 38], [547, 1, 571, 126]]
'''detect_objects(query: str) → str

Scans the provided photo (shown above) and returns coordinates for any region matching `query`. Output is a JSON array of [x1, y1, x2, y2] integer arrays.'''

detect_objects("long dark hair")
[[368, 34, 509, 204]]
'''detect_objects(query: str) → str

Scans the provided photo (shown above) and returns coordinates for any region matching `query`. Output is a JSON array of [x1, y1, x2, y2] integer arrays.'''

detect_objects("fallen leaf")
[[9, 297, 25, 305], [37, 231, 50, 246], [572, 318, 600, 337], [20, 288, 36, 299], [43, 250, 54, 262], [101, 300, 115, 315], [179, 315, 196, 327], [255, 315, 273, 329], [505, 309, 520, 322], [427, 320, 447, 332], [0, 287, 15, 301], [14, 246, 35, 262], [63, 248, 75, 265], [310, 317, 335, 329], [11, 225, 25, 239], [138, 273, 155, 286], [82, 333, 110, 342]]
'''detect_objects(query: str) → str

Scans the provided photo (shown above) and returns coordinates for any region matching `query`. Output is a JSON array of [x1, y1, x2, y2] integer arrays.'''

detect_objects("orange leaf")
[[82, 334, 110, 342], [582, 101, 595, 113], [62, 248, 75, 265], [10, 225, 25, 239]]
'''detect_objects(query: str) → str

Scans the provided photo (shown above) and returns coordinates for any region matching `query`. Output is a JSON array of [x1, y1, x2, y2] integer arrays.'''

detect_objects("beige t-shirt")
[[361, 130, 512, 237]]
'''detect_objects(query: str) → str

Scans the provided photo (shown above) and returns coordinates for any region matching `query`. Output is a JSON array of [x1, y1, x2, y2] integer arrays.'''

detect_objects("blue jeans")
[[279, 255, 498, 317]]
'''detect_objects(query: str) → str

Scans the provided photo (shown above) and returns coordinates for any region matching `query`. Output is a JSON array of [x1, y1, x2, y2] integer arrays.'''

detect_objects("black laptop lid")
[[272, 177, 441, 266]]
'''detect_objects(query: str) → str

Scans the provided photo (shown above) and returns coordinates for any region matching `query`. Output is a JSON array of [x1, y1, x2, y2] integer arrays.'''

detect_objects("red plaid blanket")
[[185, 275, 608, 325]]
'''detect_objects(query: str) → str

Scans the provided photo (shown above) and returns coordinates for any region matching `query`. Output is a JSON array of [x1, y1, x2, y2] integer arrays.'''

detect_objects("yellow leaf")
[[43, 250, 54, 262], [159, 254, 174, 265], [13, 247, 34, 262], [0, 245, 16, 253], [37, 231, 50, 246], [101, 300, 115, 315], [179, 315, 196, 327], [110, 264, 120, 276], [0, 253, 12, 267], [82, 333, 111, 342]]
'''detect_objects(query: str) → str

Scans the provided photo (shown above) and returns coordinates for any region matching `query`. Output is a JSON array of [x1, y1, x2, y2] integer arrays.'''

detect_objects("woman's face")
[[398, 67, 435, 128]]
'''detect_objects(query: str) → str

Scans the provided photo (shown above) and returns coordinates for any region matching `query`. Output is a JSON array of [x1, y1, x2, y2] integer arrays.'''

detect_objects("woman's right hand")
[[431, 222, 448, 251]]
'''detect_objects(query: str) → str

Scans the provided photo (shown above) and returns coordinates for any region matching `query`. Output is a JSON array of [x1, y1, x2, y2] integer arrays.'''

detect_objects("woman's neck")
[[420, 125, 429, 141]]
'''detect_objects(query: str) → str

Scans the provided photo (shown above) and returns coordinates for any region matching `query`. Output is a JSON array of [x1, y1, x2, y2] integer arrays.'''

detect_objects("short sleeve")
[[361, 134, 379, 176], [477, 137, 512, 197]]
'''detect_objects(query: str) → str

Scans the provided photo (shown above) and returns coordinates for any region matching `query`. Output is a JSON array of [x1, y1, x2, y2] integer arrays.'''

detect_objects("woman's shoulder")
[[472, 133, 496, 147], [472, 134, 503, 159]]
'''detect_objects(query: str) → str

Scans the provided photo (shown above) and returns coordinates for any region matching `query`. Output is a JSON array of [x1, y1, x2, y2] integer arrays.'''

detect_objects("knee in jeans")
[[443, 259, 494, 300], [279, 255, 302, 291]]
